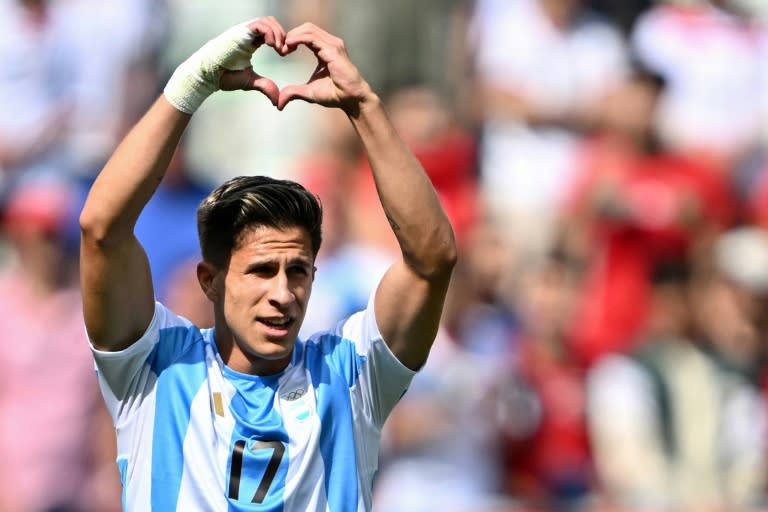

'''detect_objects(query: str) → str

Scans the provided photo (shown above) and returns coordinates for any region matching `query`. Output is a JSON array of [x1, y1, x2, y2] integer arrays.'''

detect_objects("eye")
[[288, 265, 310, 276], [246, 263, 277, 277]]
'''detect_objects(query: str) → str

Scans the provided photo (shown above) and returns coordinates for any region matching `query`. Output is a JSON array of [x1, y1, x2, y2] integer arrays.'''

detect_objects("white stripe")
[[282, 368, 327, 510], [350, 383, 379, 511], [118, 369, 158, 511], [176, 383, 230, 510]]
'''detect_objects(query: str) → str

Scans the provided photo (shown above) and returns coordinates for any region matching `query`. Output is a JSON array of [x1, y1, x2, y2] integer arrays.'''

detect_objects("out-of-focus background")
[[2, 0, 768, 510]]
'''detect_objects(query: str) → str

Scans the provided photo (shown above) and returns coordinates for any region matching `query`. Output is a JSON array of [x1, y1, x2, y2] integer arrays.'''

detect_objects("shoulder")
[[305, 300, 382, 351], [92, 302, 205, 371]]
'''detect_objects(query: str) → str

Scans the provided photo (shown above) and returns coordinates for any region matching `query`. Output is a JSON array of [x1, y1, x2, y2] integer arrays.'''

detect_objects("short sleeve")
[[325, 291, 417, 428], [89, 302, 196, 419]]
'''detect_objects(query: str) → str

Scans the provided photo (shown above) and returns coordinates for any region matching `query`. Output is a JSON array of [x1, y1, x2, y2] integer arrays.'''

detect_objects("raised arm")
[[279, 24, 457, 370], [80, 17, 286, 351], [79, 100, 188, 351]]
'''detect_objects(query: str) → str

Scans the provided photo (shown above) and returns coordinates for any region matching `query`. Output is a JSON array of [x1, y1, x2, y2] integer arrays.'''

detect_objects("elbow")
[[79, 206, 105, 245], [411, 224, 458, 279], [79, 205, 127, 248], [435, 230, 459, 275]]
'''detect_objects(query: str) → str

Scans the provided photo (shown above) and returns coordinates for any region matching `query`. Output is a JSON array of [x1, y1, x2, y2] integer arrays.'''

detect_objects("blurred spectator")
[[0, 178, 120, 511], [64, 0, 169, 178], [441, 219, 520, 358], [587, 243, 768, 510], [468, 0, 628, 262], [326, 0, 469, 101], [631, 0, 767, 169], [560, 66, 734, 364], [0, 0, 79, 192], [0, 0, 168, 192], [585, 0, 652, 35], [500, 252, 593, 509]]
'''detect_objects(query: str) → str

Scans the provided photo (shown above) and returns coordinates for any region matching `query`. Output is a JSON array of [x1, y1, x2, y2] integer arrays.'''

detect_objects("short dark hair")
[[197, 176, 323, 268]]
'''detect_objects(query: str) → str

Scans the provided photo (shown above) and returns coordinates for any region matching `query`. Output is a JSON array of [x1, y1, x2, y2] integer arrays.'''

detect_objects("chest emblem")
[[280, 387, 312, 422]]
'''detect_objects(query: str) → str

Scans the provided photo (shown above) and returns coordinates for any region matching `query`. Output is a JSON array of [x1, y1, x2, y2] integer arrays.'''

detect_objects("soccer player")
[[78, 16, 456, 511]]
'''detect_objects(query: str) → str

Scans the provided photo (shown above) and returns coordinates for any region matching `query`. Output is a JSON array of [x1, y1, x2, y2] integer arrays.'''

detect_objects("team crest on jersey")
[[280, 387, 312, 422]]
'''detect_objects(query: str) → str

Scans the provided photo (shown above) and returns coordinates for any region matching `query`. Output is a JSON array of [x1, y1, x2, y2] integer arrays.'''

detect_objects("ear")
[[197, 261, 221, 302]]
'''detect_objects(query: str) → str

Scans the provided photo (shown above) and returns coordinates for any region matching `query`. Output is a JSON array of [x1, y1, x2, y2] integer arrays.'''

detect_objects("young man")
[[79, 16, 456, 511]]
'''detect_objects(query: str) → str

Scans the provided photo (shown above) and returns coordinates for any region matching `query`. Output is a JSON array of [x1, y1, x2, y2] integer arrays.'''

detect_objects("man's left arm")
[[349, 102, 457, 370], [279, 24, 457, 370]]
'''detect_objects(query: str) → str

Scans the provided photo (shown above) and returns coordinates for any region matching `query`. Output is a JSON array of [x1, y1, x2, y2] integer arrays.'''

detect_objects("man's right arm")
[[79, 98, 191, 352], [80, 16, 287, 352]]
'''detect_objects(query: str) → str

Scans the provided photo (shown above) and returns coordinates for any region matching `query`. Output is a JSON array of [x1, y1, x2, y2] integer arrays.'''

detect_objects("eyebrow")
[[287, 257, 313, 269], [243, 256, 313, 272]]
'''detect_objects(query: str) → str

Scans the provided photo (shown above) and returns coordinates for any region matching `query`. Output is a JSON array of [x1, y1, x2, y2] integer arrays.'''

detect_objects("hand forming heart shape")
[[218, 18, 370, 113], [218, 42, 304, 108]]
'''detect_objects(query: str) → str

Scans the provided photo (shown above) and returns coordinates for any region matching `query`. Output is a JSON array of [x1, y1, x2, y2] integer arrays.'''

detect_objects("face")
[[200, 225, 315, 375], [601, 79, 658, 140]]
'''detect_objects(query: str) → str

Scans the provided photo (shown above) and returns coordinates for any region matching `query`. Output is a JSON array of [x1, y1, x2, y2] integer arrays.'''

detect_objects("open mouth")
[[259, 317, 295, 329]]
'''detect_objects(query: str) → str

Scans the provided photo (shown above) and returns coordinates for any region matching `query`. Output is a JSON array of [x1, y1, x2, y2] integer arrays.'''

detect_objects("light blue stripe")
[[226, 370, 289, 511], [117, 457, 128, 511], [148, 326, 208, 510], [309, 334, 367, 511], [313, 334, 366, 387]]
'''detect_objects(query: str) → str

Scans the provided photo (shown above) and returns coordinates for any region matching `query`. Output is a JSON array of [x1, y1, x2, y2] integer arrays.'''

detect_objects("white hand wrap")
[[163, 21, 259, 114]]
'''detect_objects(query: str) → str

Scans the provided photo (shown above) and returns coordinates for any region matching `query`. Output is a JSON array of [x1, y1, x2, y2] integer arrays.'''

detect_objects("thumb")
[[220, 68, 279, 106], [277, 84, 313, 111]]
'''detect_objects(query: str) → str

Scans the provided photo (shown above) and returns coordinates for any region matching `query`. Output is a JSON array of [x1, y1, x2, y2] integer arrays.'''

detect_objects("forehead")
[[231, 225, 314, 262]]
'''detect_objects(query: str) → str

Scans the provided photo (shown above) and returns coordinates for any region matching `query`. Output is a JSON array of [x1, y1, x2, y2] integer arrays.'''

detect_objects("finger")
[[246, 16, 284, 37], [285, 22, 338, 47], [279, 39, 300, 56], [308, 63, 330, 83], [277, 84, 313, 111], [285, 23, 343, 55], [247, 16, 286, 50], [253, 78, 280, 106], [220, 69, 279, 106]]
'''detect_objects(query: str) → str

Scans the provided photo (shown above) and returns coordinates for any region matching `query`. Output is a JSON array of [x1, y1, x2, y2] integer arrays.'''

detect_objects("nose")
[[267, 271, 294, 307]]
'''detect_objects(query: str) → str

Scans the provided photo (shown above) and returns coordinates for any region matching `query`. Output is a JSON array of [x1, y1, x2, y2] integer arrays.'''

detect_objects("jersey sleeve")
[[318, 291, 418, 428], [89, 302, 197, 420]]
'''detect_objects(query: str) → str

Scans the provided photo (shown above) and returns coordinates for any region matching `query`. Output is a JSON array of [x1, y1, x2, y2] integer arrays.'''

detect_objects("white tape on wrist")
[[163, 21, 258, 114]]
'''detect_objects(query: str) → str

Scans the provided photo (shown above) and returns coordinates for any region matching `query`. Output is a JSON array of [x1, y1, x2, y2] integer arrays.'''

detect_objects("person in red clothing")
[[500, 251, 594, 508], [559, 65, 735, 366]]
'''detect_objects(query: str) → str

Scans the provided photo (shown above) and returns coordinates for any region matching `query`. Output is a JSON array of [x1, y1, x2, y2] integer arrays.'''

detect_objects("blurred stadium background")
[[2, 0, 768, 510]]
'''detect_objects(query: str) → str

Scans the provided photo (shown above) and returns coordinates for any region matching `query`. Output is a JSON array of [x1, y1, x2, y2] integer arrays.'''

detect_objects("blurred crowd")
[[2, 0, 768, 510]]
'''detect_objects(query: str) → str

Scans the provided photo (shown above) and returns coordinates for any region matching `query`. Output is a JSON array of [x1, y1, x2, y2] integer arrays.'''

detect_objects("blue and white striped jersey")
[[91, 295, 415, 511]]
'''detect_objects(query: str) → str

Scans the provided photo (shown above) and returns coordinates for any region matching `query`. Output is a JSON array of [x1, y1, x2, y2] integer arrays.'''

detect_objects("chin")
[[253, 338, 296, 361]]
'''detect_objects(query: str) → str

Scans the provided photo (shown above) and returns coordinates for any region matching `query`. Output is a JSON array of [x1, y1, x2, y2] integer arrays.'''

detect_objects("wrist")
[[163, 21, 257, 114], [344, 86, 380, 120], [163, 65, 218, 115]]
